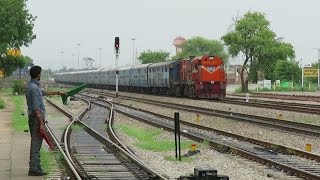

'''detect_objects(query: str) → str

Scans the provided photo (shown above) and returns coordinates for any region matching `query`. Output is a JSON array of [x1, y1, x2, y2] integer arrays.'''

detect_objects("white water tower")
[[173, 36, 186, 55]]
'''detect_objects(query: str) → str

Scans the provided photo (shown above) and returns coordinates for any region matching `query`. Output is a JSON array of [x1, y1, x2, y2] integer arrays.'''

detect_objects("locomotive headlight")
[[209, 56, 214, 60]]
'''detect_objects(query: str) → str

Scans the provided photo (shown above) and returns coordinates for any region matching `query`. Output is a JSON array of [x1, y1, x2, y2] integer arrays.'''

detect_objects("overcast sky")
[[21, 0, 320, 70]]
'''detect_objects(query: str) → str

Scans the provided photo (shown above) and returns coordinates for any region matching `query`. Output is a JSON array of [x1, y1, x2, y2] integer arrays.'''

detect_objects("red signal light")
[[115, 37, 120, 54], [115, 37, 120, 48]]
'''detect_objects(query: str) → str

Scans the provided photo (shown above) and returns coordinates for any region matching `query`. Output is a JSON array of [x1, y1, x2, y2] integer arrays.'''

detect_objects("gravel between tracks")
[[113, 113, 300, 180], [98, 90, 320, 155], [47, 97, 87, 116], [103, 90, 320, 125], [116, 98, 320, 155]]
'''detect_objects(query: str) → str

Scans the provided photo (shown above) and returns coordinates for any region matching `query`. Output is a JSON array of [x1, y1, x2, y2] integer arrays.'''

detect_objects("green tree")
[[274, 60, 301, 82], [222, 12, 295, 92], [172, 37, 229, 62], [306, 61, 320, 83], [1, 55, 33, 77], [138, 50, 170, 64], [0, 0, 36, 75]]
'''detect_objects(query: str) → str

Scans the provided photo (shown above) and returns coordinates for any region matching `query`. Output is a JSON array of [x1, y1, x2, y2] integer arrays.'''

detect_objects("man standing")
[[26, 66, 64, 176]]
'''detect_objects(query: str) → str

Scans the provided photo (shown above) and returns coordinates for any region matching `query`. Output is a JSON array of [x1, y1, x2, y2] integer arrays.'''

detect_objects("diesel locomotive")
[[54, 55, 226, 99]]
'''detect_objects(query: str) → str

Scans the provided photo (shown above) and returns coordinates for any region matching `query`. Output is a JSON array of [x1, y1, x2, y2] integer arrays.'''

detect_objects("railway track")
[[45, 97, 165, 179], [85, 90, 320, 137], [78, 94, 320, 180], [223, 96, 320, 115], [229, 93, 320, 103]]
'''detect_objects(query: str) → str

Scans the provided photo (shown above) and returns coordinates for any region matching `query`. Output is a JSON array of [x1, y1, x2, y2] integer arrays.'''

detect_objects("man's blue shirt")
[[26, 79, 46, 117]]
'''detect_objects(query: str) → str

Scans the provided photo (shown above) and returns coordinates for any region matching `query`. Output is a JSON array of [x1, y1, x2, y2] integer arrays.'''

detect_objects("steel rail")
[[83, 91, 320, 137], [222, 97, 320, 115], [47, 97, 166, 179], [45, 97, 91, 179], [44, 98, 85, 180], [110, 102, 320, 180], [80, 97, 168, 180], [230, 93, 320, 103]]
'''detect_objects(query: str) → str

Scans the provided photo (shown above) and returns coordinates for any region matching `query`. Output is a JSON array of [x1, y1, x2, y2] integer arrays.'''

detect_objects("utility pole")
[[301, 58, 304, 91], [115, 37, 120, 97], [72, 53, 75, 68], [98, 48, 102, 68], [60, 51, 64, 62], [77, 43, 81, 70], [314, 48, 320, 91], [131, 38, 136, 66]]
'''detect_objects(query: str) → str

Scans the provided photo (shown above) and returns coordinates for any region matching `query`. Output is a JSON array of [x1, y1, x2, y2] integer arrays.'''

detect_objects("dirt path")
[[0, 96, 13, 133]]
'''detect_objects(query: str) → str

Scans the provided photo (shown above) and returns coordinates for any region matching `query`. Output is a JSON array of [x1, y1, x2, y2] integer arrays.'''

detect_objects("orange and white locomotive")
[[172, 55, 226, 99]]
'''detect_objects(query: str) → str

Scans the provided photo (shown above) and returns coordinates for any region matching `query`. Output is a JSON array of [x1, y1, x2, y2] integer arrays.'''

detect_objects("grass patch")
[[116, 124, 161, 141], [115, 124, 193, 151], [0, 97, 4, 109], [12, 95, 28, 132], [296, 117, 317, 124], [0, 87, 13, 95], [70, 124, 84, 132], [40, 149, 58, 175]]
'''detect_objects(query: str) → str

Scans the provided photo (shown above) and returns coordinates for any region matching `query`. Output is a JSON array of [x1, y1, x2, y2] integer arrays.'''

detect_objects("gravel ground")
[[113, 113, 302, 180], [100, 89, 320, 125], [115, 98, 320, 155], [96, 89, 320, 155], [45, 101, 70, 141], [46, 97, 88, 116]]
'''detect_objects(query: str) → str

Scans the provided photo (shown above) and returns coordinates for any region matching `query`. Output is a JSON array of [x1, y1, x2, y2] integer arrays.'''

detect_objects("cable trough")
[[78, 93, 320, 180]]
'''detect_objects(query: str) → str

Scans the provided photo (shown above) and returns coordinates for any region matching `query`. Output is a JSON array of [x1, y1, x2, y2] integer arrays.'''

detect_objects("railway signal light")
[[115, 37, 120, 54]]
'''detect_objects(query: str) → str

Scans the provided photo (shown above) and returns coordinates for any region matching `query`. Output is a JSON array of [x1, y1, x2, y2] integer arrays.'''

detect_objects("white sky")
[[21, 0, 320, 70]]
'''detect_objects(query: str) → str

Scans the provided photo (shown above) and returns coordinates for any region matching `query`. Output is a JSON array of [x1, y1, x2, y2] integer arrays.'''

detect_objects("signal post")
[[115, 37, 120, 97]]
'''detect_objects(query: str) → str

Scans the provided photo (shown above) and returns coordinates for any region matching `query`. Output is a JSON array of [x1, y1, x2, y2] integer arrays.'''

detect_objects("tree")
[[222, 12, 295, 92], [274, 60, 301, 83], [172, 37, 229, 62], [0, 0, 36, 75], [1, 55, 33, 77], [138, 50, 170, 64]]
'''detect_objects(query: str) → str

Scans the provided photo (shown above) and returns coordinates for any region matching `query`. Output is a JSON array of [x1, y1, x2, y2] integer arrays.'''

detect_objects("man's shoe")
[[28, 170, 47, 176]]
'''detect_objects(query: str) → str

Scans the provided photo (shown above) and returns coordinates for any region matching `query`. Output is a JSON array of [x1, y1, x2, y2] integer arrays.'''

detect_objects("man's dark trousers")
[[28, 115, 43, 171]]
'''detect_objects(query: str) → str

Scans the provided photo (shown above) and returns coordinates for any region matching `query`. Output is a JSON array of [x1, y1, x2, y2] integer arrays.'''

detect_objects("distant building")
[[173, 36, 186, 55]]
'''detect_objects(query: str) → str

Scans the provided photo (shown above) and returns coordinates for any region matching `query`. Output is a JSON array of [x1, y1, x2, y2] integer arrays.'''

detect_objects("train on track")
[[54, 55, 227, 99]]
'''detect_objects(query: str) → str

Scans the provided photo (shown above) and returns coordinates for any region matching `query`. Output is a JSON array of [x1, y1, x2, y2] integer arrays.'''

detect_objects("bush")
[[12, 80, 25, 95], [0, 98, 4, 109]]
